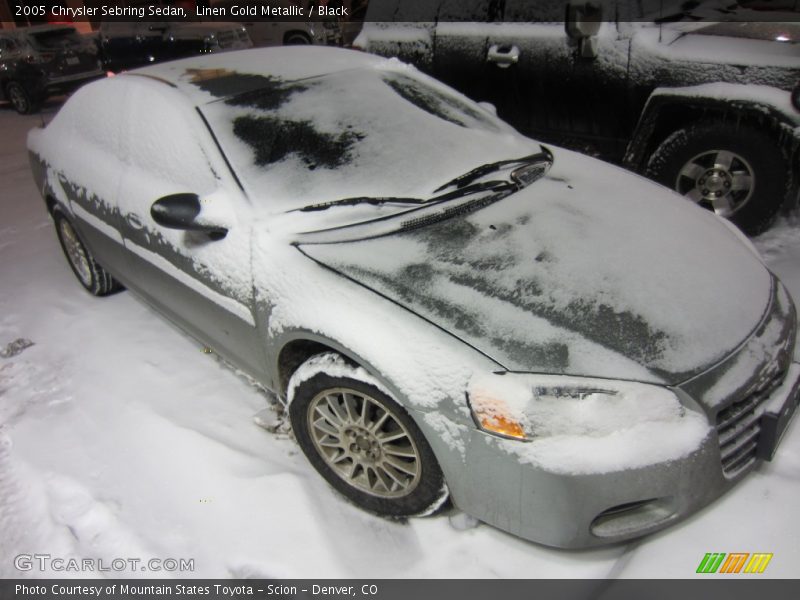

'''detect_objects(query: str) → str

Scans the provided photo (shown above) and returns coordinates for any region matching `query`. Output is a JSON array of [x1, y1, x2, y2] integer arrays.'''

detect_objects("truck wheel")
[[645, 122, 787, 235]]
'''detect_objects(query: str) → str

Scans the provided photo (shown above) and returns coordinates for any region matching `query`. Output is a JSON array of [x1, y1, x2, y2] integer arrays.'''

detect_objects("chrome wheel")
[[307, 387, 422, 498], [675, 149, 754, 218], [58, 219, 92, 287]]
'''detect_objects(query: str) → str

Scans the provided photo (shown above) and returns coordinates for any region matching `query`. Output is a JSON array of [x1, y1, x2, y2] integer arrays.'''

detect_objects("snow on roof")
[[123, 47, 390, 105]]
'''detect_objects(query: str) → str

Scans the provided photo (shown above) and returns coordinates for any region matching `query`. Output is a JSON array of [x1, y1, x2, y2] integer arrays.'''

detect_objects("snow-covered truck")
[[355, 0, 800, 235]]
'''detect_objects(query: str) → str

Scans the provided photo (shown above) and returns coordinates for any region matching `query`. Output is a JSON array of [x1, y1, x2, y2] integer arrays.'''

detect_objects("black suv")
[[0, 25, 104, 114], [357, 0, 800, 234]]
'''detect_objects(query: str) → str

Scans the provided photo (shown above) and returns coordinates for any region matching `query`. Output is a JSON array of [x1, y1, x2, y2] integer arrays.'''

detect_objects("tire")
[[6, 81, 39, 115], [53, 210, 122, 296], [284, 32, 312, 45], [645, 121, 788, 236], [288, 353, 448, 517]]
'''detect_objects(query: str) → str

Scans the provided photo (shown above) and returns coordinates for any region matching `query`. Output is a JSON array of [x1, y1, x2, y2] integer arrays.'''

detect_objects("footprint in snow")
[[0, 338, 34, 359]]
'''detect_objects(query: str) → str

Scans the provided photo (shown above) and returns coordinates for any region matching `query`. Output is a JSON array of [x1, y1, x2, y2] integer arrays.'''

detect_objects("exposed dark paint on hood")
[[300, 149, 774, 385]]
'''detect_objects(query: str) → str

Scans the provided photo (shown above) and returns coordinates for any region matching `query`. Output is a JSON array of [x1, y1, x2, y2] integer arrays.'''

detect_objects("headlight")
[[468, 372, 690, 442]]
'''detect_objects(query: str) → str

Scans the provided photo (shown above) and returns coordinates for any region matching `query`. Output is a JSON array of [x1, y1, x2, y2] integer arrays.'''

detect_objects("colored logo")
[[696, 552, 773, 574]]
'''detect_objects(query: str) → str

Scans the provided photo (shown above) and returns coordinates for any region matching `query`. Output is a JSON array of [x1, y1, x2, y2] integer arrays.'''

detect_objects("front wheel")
[[645, 122, 788, 235], [288, 353, 448, 517]]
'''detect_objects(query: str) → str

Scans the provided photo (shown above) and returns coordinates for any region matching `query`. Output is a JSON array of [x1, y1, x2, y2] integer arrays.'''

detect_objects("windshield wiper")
[[433, 148, 553, 193], [298, 179, 518, 213], [298, 196, 428, 212]]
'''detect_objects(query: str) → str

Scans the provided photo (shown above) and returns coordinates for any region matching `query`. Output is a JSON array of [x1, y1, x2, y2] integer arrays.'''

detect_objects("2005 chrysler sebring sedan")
[[28, 47, 800, 548]]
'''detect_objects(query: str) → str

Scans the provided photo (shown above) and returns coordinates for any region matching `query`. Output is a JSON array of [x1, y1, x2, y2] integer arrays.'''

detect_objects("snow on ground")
[[1, 102, 799, 579]]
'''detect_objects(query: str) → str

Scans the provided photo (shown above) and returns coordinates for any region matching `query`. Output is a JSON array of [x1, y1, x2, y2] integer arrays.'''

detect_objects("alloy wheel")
[[7, 83, 30, 114], [307, 387, 422, 498], [674, 149, 755, 218], [59, 219, 92, 287]]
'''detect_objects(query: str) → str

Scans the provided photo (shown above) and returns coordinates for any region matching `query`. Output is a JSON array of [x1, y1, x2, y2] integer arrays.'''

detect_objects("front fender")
[[624, 83, 800, 174]]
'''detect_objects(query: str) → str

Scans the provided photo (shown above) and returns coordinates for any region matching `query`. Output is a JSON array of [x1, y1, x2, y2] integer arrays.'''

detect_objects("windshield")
[[199, 66, 538, 214]]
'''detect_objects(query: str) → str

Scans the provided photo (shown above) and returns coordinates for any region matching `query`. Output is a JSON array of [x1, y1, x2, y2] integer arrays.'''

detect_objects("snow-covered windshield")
[[199, 65, 538, 214]]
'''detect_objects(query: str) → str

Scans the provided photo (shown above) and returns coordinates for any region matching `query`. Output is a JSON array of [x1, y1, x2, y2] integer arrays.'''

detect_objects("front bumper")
[[444, 362, 799, 548], [418, 278, 799, 549]]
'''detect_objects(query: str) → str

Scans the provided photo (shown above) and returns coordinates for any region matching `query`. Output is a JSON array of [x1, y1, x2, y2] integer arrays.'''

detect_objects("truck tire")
[[645, 122, 787, 235]]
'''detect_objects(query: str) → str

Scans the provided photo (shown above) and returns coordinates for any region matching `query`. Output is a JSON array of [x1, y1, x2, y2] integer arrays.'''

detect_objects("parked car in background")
[[98, 20, 252, 72], [356, 0, 800, 234], [209, 0, 343, 47], [27, 47, 800, 548], [0, 25, 104, 114]]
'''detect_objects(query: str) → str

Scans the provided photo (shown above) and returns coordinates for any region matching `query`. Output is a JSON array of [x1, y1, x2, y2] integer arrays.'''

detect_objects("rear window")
[[30, 28, 83, 49]]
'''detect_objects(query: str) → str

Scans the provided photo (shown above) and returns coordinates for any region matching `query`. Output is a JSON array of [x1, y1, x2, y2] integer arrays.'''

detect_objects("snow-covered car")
[[27, 47, 800, 549]]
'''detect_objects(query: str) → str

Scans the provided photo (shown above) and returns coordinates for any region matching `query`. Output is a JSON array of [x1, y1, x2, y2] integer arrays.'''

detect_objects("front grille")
[[716, 368, 786, 477]]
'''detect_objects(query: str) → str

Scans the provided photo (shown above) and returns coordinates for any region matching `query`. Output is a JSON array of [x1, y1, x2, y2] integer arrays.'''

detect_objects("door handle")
[[125, 213, 144, 230], [487, 44, 520, 68]]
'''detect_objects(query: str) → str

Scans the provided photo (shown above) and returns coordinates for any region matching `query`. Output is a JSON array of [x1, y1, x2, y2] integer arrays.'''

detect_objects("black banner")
[[8, 0, 800, 24], [2, 579, 800, 600]]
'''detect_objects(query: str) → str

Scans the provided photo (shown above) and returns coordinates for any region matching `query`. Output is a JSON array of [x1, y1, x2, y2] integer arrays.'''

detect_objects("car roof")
[[121, 47, 391, 106]]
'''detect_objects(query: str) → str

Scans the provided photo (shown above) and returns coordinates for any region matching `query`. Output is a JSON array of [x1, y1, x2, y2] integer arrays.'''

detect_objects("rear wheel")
[[53, 210, 122, 296], [288, 353, 448, 517], [6, 81, 39, 115], [645, 122, 787, 235]]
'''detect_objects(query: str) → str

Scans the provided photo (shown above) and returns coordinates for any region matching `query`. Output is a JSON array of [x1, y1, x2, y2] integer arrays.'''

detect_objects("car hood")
[[299, 148, 773, 385]]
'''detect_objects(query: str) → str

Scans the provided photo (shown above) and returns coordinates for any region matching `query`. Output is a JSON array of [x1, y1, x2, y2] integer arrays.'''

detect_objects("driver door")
[[116, 79, 266, 378]]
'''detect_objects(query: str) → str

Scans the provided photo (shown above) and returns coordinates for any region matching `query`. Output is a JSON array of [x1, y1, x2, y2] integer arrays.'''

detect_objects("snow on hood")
[[300, 148, 772, 385]]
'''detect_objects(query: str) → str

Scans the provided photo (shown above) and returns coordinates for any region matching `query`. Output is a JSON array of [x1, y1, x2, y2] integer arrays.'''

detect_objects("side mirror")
[[151, 193, 228, 240], [565, 2, 603, 59]]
